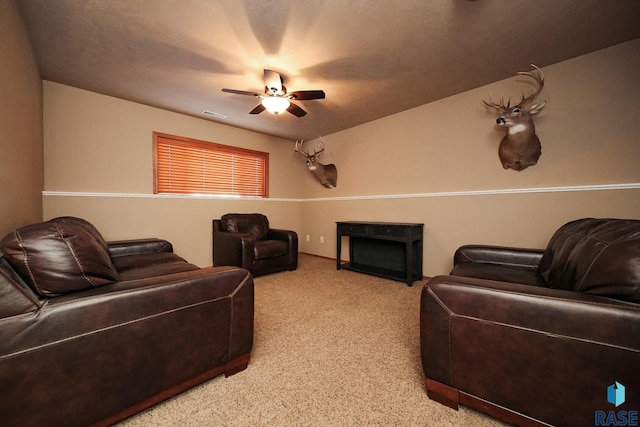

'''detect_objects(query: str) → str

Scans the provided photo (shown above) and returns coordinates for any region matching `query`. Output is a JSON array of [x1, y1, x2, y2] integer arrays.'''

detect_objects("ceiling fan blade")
[[264, 69, 283, 94], [249, 104, 266, 115], [222, 88, 260, 97], [287, 102, 307, 117], [289, 90, 326, 100]]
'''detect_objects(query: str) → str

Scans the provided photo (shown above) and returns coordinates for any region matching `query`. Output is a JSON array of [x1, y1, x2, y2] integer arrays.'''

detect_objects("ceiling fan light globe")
[[262, 96, 290, 115]]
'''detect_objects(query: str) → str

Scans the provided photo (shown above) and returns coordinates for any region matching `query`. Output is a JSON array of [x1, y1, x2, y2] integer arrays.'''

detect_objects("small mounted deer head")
[[483, 64, 547, 171], [294, 138, 338, 188]]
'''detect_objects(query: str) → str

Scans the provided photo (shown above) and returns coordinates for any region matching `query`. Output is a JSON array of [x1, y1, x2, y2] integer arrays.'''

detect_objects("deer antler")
[[482, 93, 508, 112], [516, 64, 544, 108], [482, 64, 544, 111], [295, 138, 325, 158], [294, 140, 307, 156], [314, 139, 325, 157]]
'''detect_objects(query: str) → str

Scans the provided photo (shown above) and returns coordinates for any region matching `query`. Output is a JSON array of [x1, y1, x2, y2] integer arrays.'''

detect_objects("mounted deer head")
[[294, 138, 338, 188], [483, 64, 547, 171]]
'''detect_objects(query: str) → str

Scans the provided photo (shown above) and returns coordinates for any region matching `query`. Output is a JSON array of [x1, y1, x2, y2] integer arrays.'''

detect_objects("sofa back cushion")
[[52, 216, 110, 252], [221, 213, 269, 240], [539, 218, 640, 302], [0, 217, 119, 297]]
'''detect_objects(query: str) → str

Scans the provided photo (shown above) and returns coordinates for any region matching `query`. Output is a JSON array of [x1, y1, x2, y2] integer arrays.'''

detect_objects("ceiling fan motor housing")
[[266, 84, 286, 97]]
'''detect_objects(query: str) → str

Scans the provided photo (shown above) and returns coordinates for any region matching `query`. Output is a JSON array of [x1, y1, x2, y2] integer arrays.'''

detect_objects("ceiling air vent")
[[201, 110, 227, 119]]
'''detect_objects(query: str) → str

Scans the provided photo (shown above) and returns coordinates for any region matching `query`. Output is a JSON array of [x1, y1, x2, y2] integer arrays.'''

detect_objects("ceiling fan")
[[222, 69, 325, 117]]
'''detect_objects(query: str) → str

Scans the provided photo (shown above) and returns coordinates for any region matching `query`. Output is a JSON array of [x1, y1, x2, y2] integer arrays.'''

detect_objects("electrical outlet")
[[320, 236, 325, 244], [306, 234, 310, 242]]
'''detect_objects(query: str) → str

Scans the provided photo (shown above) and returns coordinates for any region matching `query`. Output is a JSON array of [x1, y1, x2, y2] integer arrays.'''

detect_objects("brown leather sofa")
[[213, 213, 298, 277], [0, 216, 254, 427], [421, 218, 640, 427]]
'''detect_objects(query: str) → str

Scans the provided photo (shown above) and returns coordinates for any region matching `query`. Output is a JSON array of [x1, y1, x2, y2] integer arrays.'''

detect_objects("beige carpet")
[[117, 254, 507, 426]]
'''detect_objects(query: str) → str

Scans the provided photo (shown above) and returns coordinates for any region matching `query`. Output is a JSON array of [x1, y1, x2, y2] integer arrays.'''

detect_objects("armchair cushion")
[[254, 240, 288, 260], [221, 213, 269, 240], [0, 217, 118, 297], [539, 218, 640, 302]]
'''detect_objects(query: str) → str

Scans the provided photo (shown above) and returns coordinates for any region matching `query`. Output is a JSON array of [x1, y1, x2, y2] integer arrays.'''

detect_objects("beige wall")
[[0, 0, 43, 235], [43, 39, 640, 276], [298, 39, 640, 275], [43, 81, 304, 266]]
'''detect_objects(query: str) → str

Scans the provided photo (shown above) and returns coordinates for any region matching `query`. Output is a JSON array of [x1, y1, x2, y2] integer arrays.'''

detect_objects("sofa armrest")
[[0, 257, 42, 318], [268, 228, 298, 248], [107, 238, 173, 258], [212, 231, 255, 268], [453, 244, 544, 269], [0, 266, 254, 426], [424, 274, 640, 345]]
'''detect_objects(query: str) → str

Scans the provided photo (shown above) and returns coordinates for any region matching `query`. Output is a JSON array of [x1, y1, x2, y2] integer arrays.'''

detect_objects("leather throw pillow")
[[539, 218, 640, 303], [0, 218, 119, 297]]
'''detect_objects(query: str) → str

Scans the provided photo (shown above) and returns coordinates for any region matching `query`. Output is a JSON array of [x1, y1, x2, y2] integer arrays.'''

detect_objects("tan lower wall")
[[43, 195, 301, 268], [44, 186, 640, 276], [299, 187, 640, 277]]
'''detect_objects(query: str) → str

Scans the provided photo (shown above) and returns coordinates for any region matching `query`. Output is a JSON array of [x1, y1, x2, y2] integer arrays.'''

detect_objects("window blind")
[[154, 133, 268, 197]]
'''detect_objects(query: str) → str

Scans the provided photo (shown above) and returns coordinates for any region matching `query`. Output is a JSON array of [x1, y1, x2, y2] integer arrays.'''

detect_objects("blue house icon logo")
[[608, 382, 626, 407]]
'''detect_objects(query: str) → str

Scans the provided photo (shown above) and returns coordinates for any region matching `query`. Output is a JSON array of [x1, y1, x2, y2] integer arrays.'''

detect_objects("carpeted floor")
[[117, 254, 507, 426]]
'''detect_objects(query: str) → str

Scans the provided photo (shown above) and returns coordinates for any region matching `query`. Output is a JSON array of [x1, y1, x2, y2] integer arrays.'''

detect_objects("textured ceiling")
[[17, 0, 640, 141]]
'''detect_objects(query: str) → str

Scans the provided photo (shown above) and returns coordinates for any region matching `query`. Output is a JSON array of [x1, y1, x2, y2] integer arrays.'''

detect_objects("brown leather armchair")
[[213, 213, 298, 277], [421, 218, 640, 427]]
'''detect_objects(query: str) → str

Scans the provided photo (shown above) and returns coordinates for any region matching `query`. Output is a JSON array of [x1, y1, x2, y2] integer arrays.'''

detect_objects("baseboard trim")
[[299, 252, 336, 262]]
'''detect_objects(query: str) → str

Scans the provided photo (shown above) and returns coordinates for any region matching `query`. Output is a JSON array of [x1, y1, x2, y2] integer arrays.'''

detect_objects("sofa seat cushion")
[[253, 240, 288, 260], [451, 263, 547, 287], [539, 218, 640, 303], [112, 252, 199, 281], [0, 218, 119, 297]]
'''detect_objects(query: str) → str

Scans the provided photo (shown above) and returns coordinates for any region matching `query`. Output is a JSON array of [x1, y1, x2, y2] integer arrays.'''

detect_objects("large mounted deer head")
[[294, 138, 337, 188], [483, 64, 547, 171]]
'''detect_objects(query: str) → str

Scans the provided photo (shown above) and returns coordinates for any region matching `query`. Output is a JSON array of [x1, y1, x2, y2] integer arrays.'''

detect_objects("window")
[[153, 132, 269, 197]]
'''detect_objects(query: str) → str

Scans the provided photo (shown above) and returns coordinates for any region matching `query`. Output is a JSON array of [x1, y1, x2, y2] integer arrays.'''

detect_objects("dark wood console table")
[[336, 221, 424, 286]]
